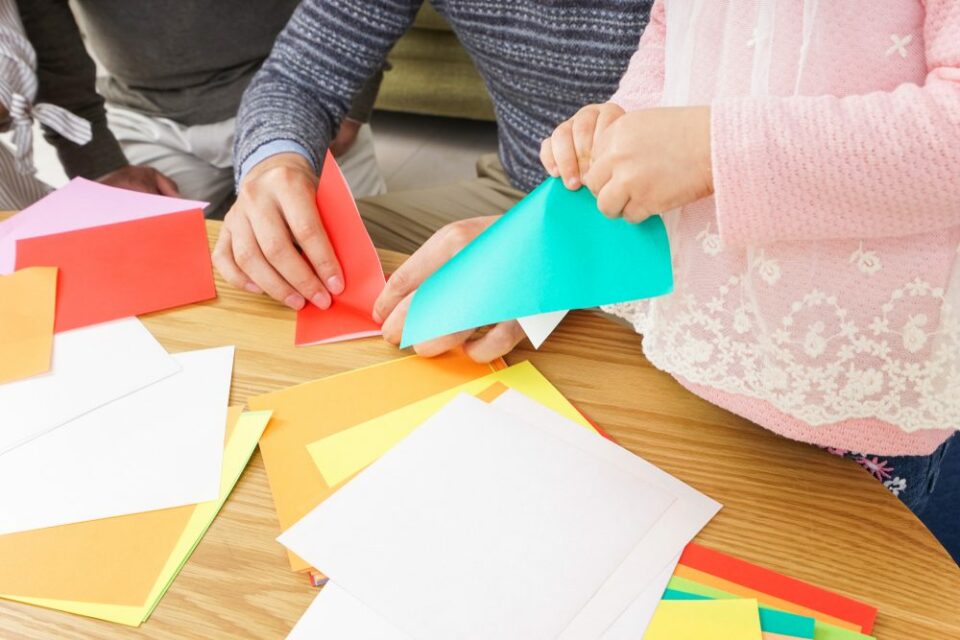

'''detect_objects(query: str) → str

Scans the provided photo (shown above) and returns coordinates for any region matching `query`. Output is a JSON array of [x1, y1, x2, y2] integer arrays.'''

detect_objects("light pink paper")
[[0, 178, 207, 274]]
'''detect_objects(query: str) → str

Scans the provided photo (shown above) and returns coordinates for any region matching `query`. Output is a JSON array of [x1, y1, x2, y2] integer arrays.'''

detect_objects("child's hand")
[[584, 106, 713, 223], [540, 103, 625, 190]]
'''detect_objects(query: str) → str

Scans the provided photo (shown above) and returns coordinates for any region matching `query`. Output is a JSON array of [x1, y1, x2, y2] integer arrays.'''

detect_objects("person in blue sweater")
[[218, 0, 653, 315]]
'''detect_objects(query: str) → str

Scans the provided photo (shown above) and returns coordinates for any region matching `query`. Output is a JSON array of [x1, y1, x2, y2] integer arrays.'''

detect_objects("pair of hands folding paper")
[[295, 151, 386, 346], [400, 177, 674, 348]]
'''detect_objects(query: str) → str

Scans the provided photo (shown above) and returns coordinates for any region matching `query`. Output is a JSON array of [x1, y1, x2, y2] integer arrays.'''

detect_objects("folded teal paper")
[[662, 589, 816, 638], [400, 177, 674, 347]]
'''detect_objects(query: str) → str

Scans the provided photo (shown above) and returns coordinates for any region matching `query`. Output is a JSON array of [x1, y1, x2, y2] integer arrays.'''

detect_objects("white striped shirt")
[[0, 0, 89, 207]]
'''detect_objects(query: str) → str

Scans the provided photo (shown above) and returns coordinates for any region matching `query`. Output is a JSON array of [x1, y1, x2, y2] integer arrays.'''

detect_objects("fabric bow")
[[9, 92, 92, 175]]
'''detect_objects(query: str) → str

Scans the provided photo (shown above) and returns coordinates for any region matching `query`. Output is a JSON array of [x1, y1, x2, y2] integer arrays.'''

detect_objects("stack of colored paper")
[[0, 181, 258, 626], [652, 544, 879, 640], [261, 357, 720, 637]]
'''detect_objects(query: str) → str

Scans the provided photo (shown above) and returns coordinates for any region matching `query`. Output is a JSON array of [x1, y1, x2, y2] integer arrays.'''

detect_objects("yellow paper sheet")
[[307, 361, 594, 488], [0, 409, 272, 626], [248, 350, 502, 572], [0, 266, 57, 383], [644, 599, 763, 639]]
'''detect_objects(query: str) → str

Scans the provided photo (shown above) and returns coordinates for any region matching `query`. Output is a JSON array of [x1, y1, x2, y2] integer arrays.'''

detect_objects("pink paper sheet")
[[0, 178, 207, 274]]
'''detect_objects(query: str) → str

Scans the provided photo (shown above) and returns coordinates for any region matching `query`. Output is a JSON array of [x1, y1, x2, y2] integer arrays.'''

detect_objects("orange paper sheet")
[[295, 152, 386, 345], [0, 406, 243, 606], [248, 351, 501, 571], [0, 267, 57, 383]]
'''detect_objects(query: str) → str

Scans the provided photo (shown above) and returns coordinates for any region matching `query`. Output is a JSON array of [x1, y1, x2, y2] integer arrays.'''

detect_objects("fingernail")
[[565, 177, 580, 189], [284, 293, 305, 310], [244, 282, 262, 294], [326, 275, 345, 296], [311, 292, 331, 310], [372, 309, 382, 324]]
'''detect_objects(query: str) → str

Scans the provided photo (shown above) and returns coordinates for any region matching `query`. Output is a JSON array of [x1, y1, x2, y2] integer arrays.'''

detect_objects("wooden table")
[[1, 217, 958, 639]]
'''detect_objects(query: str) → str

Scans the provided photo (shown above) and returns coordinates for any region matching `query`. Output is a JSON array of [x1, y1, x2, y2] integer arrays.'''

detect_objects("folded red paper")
[[295, 152, 386, 346], [15, 209, 216, 332]]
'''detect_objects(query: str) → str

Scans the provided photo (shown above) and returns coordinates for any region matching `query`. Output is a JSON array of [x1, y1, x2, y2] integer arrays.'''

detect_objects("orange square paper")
[[0, 267, 57, 384]]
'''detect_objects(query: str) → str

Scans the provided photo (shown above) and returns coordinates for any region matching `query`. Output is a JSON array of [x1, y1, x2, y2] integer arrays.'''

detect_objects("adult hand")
[[583, 106, 713, 223], [213, 152, 344, 310], [98, 165, 180, 196], [540, 102, 625, 190], [373, 216, 525, 363]]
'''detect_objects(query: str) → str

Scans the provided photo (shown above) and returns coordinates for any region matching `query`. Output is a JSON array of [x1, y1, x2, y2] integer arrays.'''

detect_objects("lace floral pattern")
[[605, 235, 960, 432]]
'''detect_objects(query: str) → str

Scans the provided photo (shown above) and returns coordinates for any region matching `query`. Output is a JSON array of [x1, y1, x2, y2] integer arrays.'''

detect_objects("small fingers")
[[622, 198, 654, 224], [550, 121, 582, 190], [571, 108, 600, 176], [595, 180, 630, 219], [540, 137, 559, 178], [464, 321, 525, 362]]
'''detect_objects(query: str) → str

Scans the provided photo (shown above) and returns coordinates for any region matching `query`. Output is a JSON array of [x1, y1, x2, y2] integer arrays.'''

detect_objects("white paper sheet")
[[0, 318, 179, 456], [287, 583, 411, 640], [600, 555, 680, 640], [279, 394, 676, 639], [517, 311, 567, 349], [489, 390, 721, 638], [0, 346, 234, 535]]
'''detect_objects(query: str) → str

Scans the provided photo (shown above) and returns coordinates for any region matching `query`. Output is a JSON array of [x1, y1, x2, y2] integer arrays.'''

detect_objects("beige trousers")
[[356, 153, 525, 254], [107, 106, 387, 219]]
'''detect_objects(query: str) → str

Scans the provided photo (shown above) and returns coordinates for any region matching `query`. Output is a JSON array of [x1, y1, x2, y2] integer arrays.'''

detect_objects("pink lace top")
[[604, 0, 960, 454]]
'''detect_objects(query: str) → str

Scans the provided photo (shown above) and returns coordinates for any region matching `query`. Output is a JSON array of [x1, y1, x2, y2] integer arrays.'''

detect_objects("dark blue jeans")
[[828, 433, 960, 566]]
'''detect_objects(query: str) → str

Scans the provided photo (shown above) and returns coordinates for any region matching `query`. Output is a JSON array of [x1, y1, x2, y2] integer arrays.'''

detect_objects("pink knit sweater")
[[604, 0, 960, 455]]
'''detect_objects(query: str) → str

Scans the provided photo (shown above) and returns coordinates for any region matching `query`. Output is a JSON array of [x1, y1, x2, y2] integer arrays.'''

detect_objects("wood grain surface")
[[1, 215, 957, 639]]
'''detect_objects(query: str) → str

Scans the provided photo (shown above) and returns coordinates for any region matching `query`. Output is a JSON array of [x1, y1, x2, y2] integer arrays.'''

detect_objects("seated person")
[[218, 0, 655, 310], [18, 0, 386, 217], [376, 0, 960, 565], [0, 0, 94, 208]]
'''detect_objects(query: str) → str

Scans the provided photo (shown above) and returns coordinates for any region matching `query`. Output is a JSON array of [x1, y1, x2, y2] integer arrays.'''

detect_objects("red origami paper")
[[15, 209, 216, 332], [295, 152, 386, 346], [679, 543, 878, 634]]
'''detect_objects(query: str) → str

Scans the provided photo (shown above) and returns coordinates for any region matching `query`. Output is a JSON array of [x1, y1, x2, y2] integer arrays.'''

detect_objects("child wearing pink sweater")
[[539, 0, 960, 563], [375, 0, 960, 563]]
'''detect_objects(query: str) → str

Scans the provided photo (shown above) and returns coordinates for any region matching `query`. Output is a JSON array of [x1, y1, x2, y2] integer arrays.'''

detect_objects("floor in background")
[[28, 111, 500, 196], [370, 111, 499, 192]]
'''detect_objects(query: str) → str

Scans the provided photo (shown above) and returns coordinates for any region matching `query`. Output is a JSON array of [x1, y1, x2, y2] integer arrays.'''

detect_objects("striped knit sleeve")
[[234, 0, 422, 183]]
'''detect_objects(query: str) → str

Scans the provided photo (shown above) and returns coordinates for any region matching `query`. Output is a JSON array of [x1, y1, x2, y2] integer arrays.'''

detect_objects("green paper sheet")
[[667, 577, 877, 640], [401, 177, 673, 347], [663, 589, 815, 638]]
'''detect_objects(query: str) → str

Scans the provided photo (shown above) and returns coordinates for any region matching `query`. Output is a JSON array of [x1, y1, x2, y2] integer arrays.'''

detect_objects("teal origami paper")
[[400, 177, 674, 347]]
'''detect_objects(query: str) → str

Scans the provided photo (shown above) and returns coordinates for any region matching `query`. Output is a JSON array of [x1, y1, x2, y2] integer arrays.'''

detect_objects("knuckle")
[[313, 258, 338, 276], [387, 268, 411, 294], [261, 237, 287, 262]]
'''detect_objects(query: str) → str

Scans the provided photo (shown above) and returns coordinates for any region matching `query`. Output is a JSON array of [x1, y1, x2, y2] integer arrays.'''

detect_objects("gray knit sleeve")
[[234, 0, 422, 183]]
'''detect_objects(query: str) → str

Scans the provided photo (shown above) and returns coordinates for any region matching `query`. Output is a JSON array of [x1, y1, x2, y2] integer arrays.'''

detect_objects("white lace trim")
[[605, 236, 960, 433]]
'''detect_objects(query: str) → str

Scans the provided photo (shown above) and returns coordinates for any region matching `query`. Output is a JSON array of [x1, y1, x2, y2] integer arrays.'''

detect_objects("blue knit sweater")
[[234, 0, 652, 192]]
